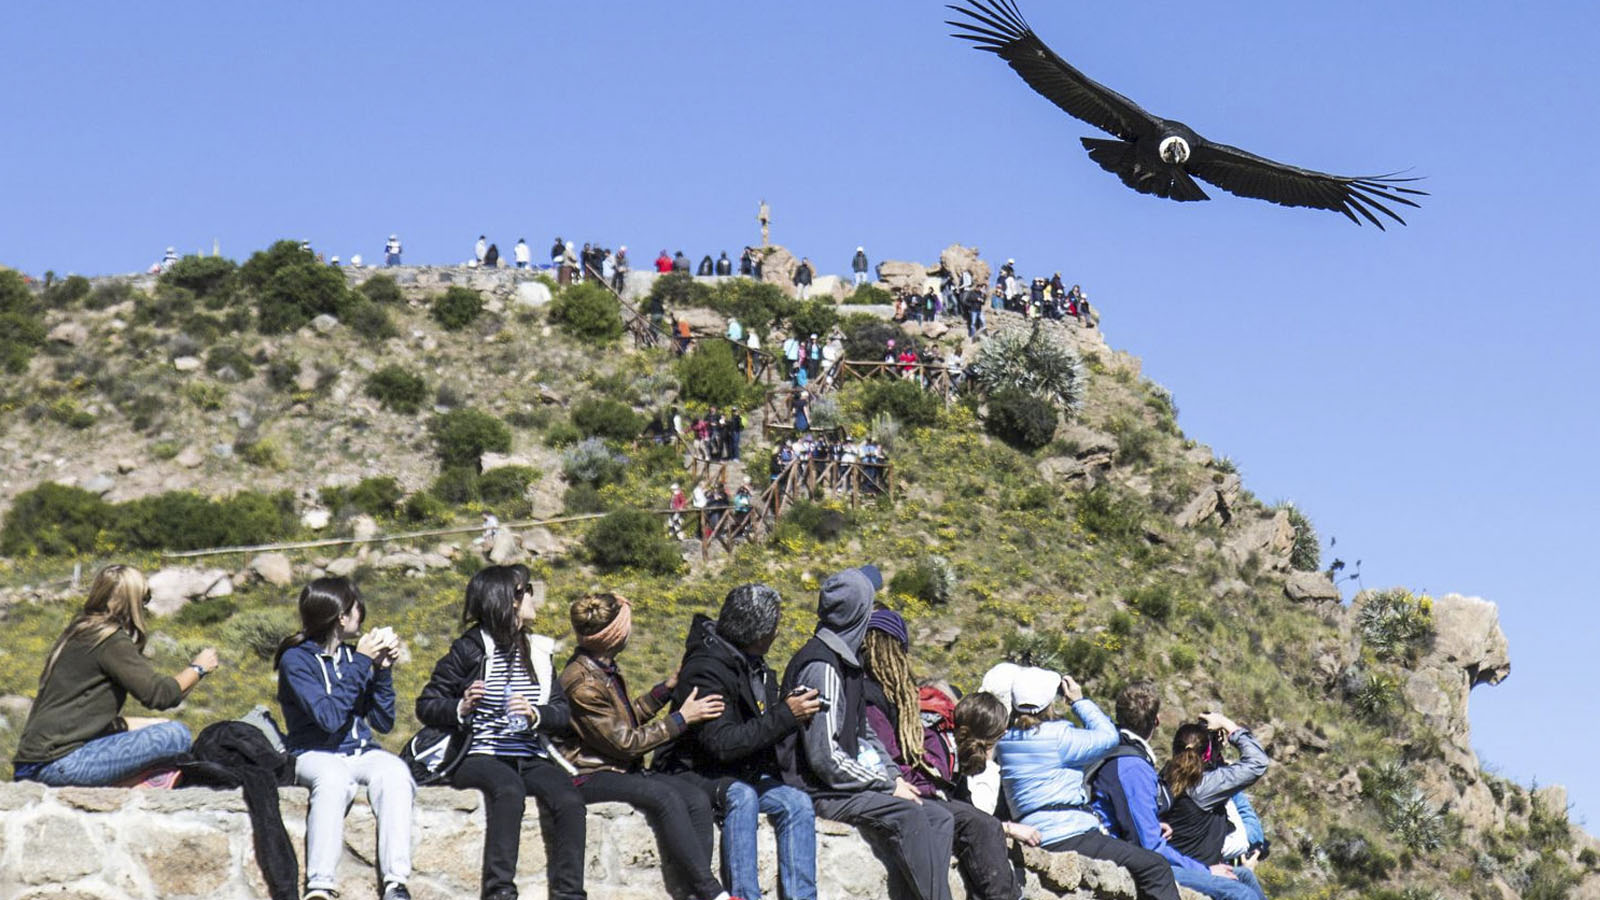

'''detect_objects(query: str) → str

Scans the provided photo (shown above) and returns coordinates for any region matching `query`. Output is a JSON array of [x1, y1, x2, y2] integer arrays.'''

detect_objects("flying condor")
[[947, 0, 1426, 228]]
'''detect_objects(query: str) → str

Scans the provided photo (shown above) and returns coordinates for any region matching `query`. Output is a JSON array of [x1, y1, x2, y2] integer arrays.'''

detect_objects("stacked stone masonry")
[[0, 782, 1205, 900]]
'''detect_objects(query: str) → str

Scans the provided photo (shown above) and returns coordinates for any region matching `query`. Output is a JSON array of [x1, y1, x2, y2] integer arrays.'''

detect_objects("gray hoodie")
[[793, 568, 897, 791]]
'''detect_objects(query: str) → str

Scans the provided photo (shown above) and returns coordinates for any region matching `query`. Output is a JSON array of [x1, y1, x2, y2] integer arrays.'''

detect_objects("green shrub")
[[402, 491, 453, 525], [563, 482, 606, 514], [889, 554, 958, 605], [1168, 644, 1197, 670], [322, 476, 404, 518], [1128, 584, 1175, 623], [562, 438, 628, 487], [160, 255, 238, 302], [184, 381, 228, 410], [221, 607, 298, 660], [985, 388, 1057, 450], [267, 356, 301, 391], [1284, 503, 1320, 571], [48, 397, 96, 430], [781, 500, 850, 542], [429, 467, 482, 504], [366, 365, 429, 414], [478, 465, 539, 512], [705, 279, 790, 335], [571, 398, 644, 442], [44, 275, 93, 309], [1383, 787, 1449, 852], [646, 272, 711, 312], [345, 299, 398, 342], [841, 314, 904, 361], [431, 286, 484, 331], [1111, 416, 1159, 468], [550, 282, 623, 344], [0, 483, 111, 556], [357, 274, 403, 305], [786, 300, 839, 339], [239, 240, 315, 289], [257, 261, 352, 334], [180, 313, 225, 344], [1356, 589, 1434, 664], [678, 340, 743, 407], [111, 490, 296, 551], [969, 323, 1086, 413], [544, 420, 582, 447], [86, 281, 133, 310], [429, 408, 512, 470], [859, 378, 940, 428], [1348, 670, 1400, 722], [843, 284, 893, 306], [238, 435, 289, 470], [1321, 826, 1396, 887], [173, 596, 238, 627], [1075, 485, 1145, 543], [205, 344, 256, 381], [0, 270, 45, 374], [1108, 611, 1135, 636], [586, 508, 682, 575]]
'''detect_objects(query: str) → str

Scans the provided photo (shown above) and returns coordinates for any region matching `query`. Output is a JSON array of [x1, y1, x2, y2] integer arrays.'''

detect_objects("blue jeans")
[[25, 721, 190, 786], [385, 253, 401, 266], [1172, 864, 1266, 900], [723, 777, 816, 900], [1233, 793, 1265, 846]]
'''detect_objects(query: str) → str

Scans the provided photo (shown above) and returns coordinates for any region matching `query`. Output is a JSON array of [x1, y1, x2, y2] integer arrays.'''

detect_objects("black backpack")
[[400, 726, 469, 786]]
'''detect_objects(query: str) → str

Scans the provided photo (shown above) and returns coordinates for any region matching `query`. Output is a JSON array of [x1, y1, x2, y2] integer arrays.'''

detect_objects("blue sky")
[[4, 1, 1597, 824]]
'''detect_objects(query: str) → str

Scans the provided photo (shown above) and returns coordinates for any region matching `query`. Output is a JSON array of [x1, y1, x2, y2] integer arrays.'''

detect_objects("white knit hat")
[[1010, 666, 1061, 715], [979, 662, 1022, 712]]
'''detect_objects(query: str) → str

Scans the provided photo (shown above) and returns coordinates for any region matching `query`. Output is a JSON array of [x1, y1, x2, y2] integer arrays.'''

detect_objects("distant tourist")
[[739, 247, 754, 277], [793, 257, 814, 300], [550, 236, 565, 269], [715, 251, 733, 276], [13, 565, 220, 787], [483, 243, 500, 269], [476, 235, 488, 266], [852, 246, 869, 287], [612, 246, 630, 292], [385, 234, 402, 266], [161, 247, 179, 272], [656, 249, 674, 274], [672, 251, 691, 273], [697, 254, 714, 276], [514, 239, 530, 269]]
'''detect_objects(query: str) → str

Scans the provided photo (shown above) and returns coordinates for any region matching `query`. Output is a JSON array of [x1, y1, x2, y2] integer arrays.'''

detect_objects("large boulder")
[[48, 321, 88, 347], [514, 280, 552, 309], [939, 243, 991, 290], [1284, 570, 1340, 604], [756, 245, 800, 295], [875, 260, 932, 294], [1222, 509, 1294, 571], [248, 552, 294, 588], [488, 530, 528, 565], [146, 567, 233, 616]]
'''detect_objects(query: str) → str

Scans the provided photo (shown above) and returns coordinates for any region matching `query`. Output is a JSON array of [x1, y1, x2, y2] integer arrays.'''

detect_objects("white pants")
[[294, 749, 415, 890]]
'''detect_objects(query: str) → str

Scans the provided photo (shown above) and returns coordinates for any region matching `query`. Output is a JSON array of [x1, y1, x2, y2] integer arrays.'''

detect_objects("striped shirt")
[[467, 642, 546, 759]]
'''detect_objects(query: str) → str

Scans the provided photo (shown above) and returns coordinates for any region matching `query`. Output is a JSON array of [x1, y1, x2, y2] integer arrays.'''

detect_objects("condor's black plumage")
[[947, 0, 1426, 228]]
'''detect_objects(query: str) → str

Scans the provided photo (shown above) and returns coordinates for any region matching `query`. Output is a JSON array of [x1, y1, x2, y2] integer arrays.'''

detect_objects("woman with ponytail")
[[861, 612, 1034, 900], [415, 565, 585, 900], [1160, 713, 1269, 880], [275, 577, 413, 900], [556, 591, 734, 900], [13, 565, 218, 787]]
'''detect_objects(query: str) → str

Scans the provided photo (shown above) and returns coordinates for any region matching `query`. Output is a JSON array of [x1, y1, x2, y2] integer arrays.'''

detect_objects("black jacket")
[[415, 629, 571, 737], [179, 721, 298, 900], [698, 255, 715, 276], [715, 255, 733, 276], [792, 263, 813, 286], [652, 614, 798, 785]]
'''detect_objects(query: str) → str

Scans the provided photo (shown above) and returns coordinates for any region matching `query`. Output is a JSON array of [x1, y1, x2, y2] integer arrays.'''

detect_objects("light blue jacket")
[[996, 698, 1119, 847]]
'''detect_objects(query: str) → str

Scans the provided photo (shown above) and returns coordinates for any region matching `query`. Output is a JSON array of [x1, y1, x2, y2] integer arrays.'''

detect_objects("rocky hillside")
[[0, 247, 1596, 899]]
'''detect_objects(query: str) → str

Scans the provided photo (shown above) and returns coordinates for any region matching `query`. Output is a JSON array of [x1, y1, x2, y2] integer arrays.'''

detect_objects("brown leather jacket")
[[555, 650, 685, 775]]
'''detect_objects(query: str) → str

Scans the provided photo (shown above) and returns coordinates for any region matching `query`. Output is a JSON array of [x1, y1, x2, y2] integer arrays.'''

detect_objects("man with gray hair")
[[654, 584, 823, 900]]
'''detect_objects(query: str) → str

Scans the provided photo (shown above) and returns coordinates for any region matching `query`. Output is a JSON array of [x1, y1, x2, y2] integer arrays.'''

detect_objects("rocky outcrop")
[[1173, 474, 1241, 529], [1222, 509, 1294, 571], [0, 783, 1198, 900], [1402, 594, 1512, 833], [876, 260, 932, 293], [940, 243, 991, 289], [145, 567, 233, 616]]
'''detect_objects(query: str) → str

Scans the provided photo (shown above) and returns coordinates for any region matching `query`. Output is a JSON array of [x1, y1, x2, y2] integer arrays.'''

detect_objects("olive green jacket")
[[14, 630, 183, 765]]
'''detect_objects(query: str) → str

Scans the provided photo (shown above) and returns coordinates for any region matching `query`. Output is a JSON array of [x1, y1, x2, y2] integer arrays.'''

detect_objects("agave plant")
[[969, 322, 1086, 413]]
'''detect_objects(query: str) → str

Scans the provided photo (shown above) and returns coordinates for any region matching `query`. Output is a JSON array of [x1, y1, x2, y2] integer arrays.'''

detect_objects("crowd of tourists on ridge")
[[15, 562, 1272, 900]]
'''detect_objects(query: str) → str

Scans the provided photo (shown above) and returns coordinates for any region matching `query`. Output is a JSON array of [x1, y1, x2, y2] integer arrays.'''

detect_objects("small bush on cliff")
[[586, 508, 682, 575], [786, 300, 838, 340], [1356, 589, 1434, 664], [344, 299, 398, 342], [890, 554, 958, 605], [859, 378, 939, 429], [843, 284, 892, 306], [550, 282, 623, 344], [571, 398, 643, 442], [985, 388, 1058, 451], [969, 323, 1085, 413], [706, 278, 789, 335], [0, 483, 110, 556], [678, 341, 742, 407], [646, 272, 710, 313], [161, 255, 238, 303], [44, 275, 93, 309], [321, 476, 404, 519], [779, 500, 850, 543], [205, 344, 256, 381], [1285, 502, 1321, 571], [841, 314, 904, 361], [0, 269, 46, 375], [478, 465, 540, 514], [431, 286, 484, 331], [357, 274, 404, 305], [240, 239, 318, 290], [429, 409, 512, 471], [257, 261, 352, 334], [366, 365, 429, 414], [562, 438, 628, 487]]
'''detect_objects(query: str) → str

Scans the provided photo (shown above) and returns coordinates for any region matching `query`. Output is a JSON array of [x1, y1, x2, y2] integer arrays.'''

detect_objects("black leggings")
[[942, 799, 1016, 900], [578, 769, 722, 899], [453, 754, 587, 900], [1044, 830, 1180, 900]]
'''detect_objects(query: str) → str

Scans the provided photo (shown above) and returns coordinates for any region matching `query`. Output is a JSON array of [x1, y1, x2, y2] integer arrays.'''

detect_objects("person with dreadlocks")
[[860, 611, 1033, 900]]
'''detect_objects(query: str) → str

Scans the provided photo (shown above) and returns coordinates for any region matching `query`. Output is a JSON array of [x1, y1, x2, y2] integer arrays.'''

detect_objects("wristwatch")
[[190, 663, 209, 677]]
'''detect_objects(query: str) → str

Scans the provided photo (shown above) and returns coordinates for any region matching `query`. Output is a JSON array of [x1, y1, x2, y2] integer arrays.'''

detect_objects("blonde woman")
[[12, 565, 220, 786]]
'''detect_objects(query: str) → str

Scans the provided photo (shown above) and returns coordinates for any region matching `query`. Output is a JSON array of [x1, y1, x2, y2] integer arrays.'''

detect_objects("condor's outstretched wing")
[[1187, 140, 1427, 229], [946, 0, 1157, 143]]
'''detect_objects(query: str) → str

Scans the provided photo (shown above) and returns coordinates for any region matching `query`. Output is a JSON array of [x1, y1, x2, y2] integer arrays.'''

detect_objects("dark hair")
[[954, 691, 1008, 776], [1116, 680, 1162, 739], [273, 578, 364, 670], [465, 565, 535, 677], [716, 583, 781, 649], [1161, 722, 1212, 798]]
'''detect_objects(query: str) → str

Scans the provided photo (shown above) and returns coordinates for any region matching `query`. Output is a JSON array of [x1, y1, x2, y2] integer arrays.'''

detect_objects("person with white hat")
[[384, 234, 402, 267], [996, 668, 1181, 900], [851, 246, 869, 287]]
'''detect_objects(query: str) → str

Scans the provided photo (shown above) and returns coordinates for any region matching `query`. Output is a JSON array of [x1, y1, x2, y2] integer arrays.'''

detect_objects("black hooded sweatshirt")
[[653, 614, 799, 788]]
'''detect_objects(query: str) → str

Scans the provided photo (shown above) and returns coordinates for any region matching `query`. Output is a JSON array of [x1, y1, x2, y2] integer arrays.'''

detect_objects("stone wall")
[[0, 782, 1186, 900]]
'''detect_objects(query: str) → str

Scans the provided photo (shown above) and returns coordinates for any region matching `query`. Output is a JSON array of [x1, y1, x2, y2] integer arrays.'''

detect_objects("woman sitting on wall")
[[275, 577, 414, 900], [12, 564, 219, 787]]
